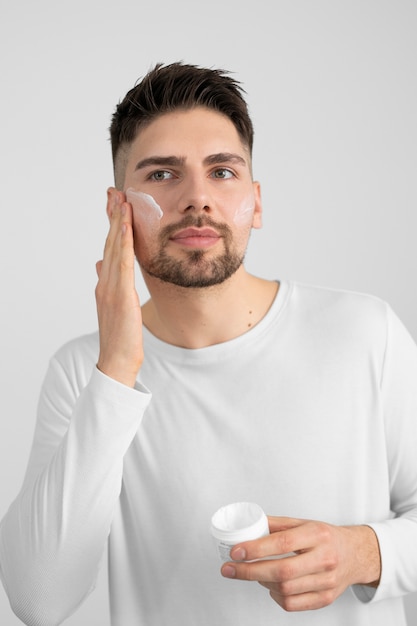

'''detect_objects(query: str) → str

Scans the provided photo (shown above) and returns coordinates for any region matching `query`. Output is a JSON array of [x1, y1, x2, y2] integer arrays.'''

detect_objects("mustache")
[[158, 214, 233, 243]]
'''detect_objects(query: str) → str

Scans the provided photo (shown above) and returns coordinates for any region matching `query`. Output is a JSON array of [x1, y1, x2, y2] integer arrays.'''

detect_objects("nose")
[[178, 174, 212, 214]]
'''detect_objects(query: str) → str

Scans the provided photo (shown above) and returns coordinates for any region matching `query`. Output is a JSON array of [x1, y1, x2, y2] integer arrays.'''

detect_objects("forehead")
[[128, 107, 249, 160]]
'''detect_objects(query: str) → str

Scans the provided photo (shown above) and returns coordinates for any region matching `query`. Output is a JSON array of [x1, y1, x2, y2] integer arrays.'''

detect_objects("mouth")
[[169, 227, 222, 248]]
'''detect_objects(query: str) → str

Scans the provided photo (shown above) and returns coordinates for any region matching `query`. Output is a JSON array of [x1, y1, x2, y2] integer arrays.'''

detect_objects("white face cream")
[[126, 188, 163, 232], [127, 187, 255, 229], [232, 193, 256, 225]]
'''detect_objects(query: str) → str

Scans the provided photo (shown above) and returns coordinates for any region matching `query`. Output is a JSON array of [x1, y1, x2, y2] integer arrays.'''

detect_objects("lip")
[[170, 227, 221, 248]]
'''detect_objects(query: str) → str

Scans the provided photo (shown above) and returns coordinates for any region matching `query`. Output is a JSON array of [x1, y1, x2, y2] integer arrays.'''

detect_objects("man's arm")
[[221, 305, 417, 611], [0, 190, 147, 625]]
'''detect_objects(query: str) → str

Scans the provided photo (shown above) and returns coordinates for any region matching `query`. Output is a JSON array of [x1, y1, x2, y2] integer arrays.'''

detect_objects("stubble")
[[139, 214, 245, 288]]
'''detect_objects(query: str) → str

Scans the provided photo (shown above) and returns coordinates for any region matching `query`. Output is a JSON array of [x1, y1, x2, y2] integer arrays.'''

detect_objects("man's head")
[[110, 62, 254, 190], [108, 63, 262, 290]]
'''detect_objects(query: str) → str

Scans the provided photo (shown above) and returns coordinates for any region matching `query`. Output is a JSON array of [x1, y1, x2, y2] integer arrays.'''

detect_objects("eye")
[[149, 170, 174, 181], [211, 168, 235, 180]]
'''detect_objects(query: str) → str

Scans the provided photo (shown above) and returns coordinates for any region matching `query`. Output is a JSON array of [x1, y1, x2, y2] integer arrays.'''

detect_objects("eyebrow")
[[135, 155, 185, 171], [204, 153, 247, 167], [134, 152, 247, 171]]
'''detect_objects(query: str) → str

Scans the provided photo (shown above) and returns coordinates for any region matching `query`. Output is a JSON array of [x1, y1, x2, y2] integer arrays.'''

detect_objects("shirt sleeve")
[[353, 305, 417, 603], [0, 342, 151, 626]]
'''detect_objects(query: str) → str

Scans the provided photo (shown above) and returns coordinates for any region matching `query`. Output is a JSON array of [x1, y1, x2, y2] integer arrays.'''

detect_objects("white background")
[[0, 0, 416, 624]]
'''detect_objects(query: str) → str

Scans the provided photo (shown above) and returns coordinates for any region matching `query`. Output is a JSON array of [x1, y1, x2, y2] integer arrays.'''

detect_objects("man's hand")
[[95, 188, 143, 387], [221, 517, 381, 612]]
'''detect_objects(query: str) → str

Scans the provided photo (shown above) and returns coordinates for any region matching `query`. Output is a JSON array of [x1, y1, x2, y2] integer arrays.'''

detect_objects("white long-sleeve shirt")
[[1, 281, 417, 626]]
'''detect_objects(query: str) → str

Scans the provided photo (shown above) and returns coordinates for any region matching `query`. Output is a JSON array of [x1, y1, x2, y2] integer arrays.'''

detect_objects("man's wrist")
[[96, 361, 138, 388], [345, 524, 381, 587]]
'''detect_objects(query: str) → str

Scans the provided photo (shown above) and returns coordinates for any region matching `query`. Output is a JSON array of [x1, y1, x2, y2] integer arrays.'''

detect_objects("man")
[[1, 62, 416, 626]]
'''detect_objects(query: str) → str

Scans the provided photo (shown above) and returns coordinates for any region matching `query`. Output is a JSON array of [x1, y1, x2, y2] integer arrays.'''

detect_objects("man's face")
[[122, 107, 262, 288]]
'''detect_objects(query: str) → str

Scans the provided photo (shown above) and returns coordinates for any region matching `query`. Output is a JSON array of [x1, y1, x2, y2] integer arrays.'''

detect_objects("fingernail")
[[221, 565, 236, 578], [231, 547, 246, 561]]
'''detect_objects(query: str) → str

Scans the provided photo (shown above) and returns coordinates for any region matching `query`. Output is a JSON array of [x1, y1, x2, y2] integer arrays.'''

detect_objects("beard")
[[139, 214, 246, 288]]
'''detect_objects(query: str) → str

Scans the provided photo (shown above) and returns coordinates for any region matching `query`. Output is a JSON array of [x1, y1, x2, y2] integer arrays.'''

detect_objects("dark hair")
[[109, 62, 254, 184]]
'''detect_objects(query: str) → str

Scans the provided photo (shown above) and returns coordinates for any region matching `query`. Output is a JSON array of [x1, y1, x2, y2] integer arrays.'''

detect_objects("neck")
[[141, 266, 279, 349]]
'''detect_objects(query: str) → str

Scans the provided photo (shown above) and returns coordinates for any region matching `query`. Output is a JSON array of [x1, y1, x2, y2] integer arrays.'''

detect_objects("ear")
[[251, 181, 263, 229]]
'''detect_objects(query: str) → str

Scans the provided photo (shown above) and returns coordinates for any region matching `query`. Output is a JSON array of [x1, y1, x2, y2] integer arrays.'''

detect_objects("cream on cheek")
[[232, 192, 256, 225], [126, 188, 255, 229], [126, 188, 164, 234]]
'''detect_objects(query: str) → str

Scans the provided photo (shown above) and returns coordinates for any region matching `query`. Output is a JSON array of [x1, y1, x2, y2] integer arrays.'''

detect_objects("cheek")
[[126, 188, 163, 236], [231, 191, 256, 226]]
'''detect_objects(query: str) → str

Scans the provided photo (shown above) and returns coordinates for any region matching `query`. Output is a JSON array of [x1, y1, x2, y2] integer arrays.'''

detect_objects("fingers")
[[267, 586, 337, 612], [221, 519, 309, 587], [221, 549, 315, 585], [221, 549, 341, 612], [102, 189, 132, 262], [259, 569, 338, 596], [99, 192, 135, 287], [106, 187, 126, 220], [228, 517, 305, 563], [95, 187, 143, 387], [221, 538, 340, 612], [220, 518, 357, 612], [267, 516, 305, 534]]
